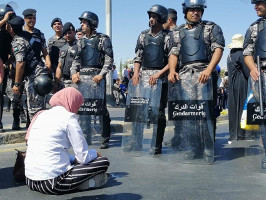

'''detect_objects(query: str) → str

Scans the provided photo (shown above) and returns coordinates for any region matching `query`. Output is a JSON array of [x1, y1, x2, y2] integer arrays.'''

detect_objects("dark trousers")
[[155, 82, 168, 148], [102, 86, 111, 139], [0, 69, 9, 125]]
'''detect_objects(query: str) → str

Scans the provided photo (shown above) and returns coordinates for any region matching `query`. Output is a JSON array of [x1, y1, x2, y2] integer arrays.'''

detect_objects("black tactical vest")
[[48, 36, 66, 69], [143, 33, 166, 69], [30, 29, 42, 60], [18, 32, 41, 76], [80, 35, 101, 67], [0, 30, 12, 63], [61, 42, 77, 77], [255, 20, 266, 59], [179, 24, 208, 65]]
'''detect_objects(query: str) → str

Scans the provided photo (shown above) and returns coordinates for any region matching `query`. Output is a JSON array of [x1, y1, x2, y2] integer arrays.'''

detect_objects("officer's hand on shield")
[[72, 73, 80, 83], [149, 73, 159, 86], [198, 68, 212, 84], [250, 67, 259, 81], [168, 72, 179, 83], [132, 74, 140, 86], [93, 75, 103, 83]]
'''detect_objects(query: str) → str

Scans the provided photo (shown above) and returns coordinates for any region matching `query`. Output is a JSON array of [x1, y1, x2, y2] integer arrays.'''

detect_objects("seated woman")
[[25, 87, 110, 194]]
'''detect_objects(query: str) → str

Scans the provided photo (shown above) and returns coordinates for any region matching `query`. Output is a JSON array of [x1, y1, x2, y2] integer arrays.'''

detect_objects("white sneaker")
[[78, 173, 108, 191], [228, 141, 232, 144]]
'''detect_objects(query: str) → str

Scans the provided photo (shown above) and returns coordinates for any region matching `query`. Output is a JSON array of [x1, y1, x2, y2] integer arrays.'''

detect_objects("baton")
[[257, 56, 264, 117]]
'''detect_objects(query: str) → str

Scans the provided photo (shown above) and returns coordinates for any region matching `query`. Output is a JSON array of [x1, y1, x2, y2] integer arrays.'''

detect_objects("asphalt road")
[[1, 109, 266, 200]]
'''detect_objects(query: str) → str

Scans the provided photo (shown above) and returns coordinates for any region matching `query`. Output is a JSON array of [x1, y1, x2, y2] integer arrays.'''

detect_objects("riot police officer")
[[243, 0, 266, 168], [76, 27, 84, 40], [6, 16, 47, 121], [22, 9, 51, 72], [55, 22, 78, 91], [163, 8, 177, 31], [127, 4, 171, 155], [47, 18, 66, 73], [168, 0, 224, 162], [0, 3, 14, 131], [71, 11, 113, 149]]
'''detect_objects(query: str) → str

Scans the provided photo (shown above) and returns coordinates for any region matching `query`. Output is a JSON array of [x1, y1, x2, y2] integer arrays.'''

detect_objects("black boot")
[[100, 137, 110, 149], [101, 110, 111, 149], [12, 109, 21, 130]]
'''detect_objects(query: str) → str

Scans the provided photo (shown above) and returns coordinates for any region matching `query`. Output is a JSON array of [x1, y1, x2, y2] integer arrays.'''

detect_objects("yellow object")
[[240, 110, 259, 131], [221, 110, 228, 115]]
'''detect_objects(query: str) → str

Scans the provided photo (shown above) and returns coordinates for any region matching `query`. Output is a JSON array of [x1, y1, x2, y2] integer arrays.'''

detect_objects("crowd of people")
[[0, 0, 265, 195]]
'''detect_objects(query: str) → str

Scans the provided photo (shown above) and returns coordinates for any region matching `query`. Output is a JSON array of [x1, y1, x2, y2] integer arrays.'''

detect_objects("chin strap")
[[185, 18, 202, 27]]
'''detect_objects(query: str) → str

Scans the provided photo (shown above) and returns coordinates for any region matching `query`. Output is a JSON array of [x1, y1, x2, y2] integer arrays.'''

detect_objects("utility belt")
[[79, 67, 101, 76], [179, 61, 208, 71]]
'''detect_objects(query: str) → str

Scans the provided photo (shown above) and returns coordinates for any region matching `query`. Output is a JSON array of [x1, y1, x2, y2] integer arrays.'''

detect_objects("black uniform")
[[47, 35, 66, 73], [0, 28, 12, 130], [58, 39, 78, 88], [227, 49, 249, 141]]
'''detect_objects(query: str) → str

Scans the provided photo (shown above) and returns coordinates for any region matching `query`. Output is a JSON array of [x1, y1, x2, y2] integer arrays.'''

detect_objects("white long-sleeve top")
[[25, 106, 97, 181]]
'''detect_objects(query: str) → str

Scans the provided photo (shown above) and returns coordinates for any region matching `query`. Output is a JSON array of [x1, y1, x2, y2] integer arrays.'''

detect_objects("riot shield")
[[244, 75, 266, 171], [166, 72, 214, 164], [122, 70, 162, 156], [78, 73, 105, 146]]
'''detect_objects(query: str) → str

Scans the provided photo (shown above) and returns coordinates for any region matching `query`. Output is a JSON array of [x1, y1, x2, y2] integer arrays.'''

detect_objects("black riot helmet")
[[0, 1, 16, 20], [147, 4, 168, 23], [79, 11, 99, 28], [251, 0, 266, 3], [33, 74, 53, 96], [182, 0, 207, 14]]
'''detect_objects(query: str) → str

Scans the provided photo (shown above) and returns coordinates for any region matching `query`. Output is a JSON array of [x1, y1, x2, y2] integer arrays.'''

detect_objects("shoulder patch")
[[12, 47, 19, 52]]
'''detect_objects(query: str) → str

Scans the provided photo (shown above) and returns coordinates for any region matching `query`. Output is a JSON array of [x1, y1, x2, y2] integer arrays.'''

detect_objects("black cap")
[[22, 8, 36, 17], [76, 27, 82, 32], [51, 17, 62, 27], [8, 16, 24, 27], [168, 8, 177, 18], [62, 22, 75, 35]]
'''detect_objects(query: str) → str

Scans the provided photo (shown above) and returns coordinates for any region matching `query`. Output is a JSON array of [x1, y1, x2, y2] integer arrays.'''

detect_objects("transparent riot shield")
[[166, 72, 214, 164], [78, 74, 105, 146], [122, 71, 162, 156], [244, 75, 266, 172]]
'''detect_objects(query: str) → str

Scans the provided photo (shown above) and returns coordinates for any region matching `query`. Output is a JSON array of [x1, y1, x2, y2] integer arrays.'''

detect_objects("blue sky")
[[1, 0, 259, 69]]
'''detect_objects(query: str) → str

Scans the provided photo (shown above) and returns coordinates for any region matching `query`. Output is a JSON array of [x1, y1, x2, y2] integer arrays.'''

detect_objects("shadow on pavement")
[[109, 134, 122, 148], [0, 167, 25, 190], [69, 193, 142, 200], [215, 134, 264, 162]]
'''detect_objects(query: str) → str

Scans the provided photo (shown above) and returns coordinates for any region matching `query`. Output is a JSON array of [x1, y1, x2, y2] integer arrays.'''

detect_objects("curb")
[[0, 122, 125, 145], [0, 125, 27, 144]]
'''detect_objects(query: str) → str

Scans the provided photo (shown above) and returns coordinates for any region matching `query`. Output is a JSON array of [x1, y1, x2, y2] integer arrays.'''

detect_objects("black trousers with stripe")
[[26, 157, 109, 195]]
